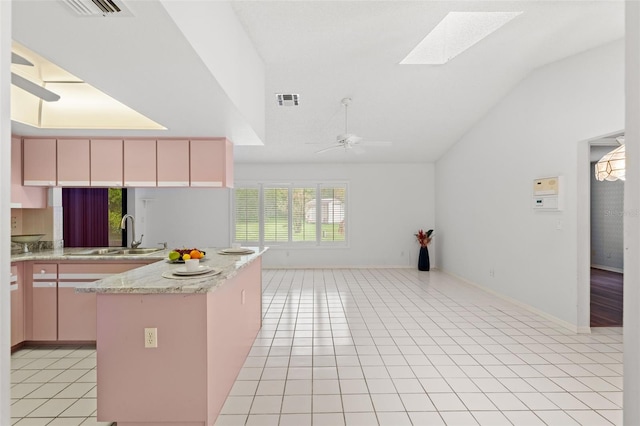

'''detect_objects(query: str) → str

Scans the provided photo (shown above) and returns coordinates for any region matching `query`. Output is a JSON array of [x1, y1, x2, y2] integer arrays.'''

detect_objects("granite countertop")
[[76, 247, 266, 295], [10, 247, 171, 262]]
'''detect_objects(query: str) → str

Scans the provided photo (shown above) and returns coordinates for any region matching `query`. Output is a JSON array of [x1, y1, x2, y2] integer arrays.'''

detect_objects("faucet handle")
[[158, 242, 168, 249], [131, 234, 144, 249]]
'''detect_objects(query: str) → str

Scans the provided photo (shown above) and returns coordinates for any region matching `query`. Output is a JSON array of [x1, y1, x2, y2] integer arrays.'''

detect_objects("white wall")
[[161, 1, 265, 144], [132, 163, 435, 268], [128, 188, 231, 250], [0, 1, 11, 423], [435, 40, 624, 328]]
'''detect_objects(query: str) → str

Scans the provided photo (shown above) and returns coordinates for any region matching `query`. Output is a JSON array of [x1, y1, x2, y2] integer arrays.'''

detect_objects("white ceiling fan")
[[315, 98, 392, 154], [11, 52, 61, 102]]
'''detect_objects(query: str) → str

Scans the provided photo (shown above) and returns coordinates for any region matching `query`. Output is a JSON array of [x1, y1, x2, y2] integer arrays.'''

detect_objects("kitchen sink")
[[68, 248, 122, 256], [116, 248, 164, 255], [68, 247, 164, 256]]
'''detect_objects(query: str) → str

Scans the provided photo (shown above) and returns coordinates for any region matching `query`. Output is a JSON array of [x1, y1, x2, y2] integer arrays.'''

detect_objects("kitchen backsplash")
[[11, 240, 58, 255]]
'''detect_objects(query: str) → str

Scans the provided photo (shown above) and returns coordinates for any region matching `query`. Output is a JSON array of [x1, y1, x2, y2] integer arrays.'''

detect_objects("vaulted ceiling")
[[11, 1, 624, 163]]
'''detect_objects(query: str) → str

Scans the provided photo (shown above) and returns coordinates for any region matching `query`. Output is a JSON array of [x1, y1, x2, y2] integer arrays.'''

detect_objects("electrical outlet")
[[11, 216, 17, 230], [489, 268, 495, 277], [144, 327, 157, 348]]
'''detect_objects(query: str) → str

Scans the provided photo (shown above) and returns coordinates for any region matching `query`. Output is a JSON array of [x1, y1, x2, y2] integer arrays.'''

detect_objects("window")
[[233, 183, 347, 245], [62, 188, 126, 247]]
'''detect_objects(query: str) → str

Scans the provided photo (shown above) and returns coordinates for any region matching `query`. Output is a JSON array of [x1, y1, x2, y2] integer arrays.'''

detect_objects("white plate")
[[218, 248, 255, 255], [173, 265, 214, 276]]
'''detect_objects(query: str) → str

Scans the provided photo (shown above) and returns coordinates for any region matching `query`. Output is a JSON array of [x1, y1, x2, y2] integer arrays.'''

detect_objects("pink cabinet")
[[190, 139, 234, 188], [157, 139, 190, 187], [57, 262, 150, 341], [10, 263, 25, 347], [30, 263, 58, 341], [11, 137, 47, 208], [23, 138, 57, 186], [91, 139, 124, 187], [124, 139, 156, 187], [57, 139, 90, 186]]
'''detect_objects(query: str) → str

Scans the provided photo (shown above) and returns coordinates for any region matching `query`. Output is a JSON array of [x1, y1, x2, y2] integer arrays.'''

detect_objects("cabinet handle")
[[40, 269, 46, 274]]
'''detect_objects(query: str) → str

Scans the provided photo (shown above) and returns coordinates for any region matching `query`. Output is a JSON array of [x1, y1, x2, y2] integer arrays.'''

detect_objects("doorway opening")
[[590, 137, 624, 327]]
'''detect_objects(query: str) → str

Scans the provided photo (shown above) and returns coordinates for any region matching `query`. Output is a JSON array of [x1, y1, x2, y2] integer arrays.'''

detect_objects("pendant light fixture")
[[595, 136, 625, 182]]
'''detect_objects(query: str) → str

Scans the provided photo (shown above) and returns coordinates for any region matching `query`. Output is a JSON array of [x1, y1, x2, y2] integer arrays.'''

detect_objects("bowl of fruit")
[[168, 248, 206, 263]]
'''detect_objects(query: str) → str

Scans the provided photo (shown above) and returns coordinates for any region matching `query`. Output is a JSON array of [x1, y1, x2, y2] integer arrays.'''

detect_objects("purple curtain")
[[63, 188, 109, 247]]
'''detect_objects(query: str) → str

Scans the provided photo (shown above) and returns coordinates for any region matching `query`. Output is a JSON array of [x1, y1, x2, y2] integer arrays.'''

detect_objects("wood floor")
[[590, 267, 623, 327]]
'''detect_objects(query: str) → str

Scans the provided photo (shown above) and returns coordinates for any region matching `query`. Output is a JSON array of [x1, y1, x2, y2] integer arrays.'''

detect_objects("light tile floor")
[[218, 269, 622, 426], [10, 269, 623, 426], [10, 346, 111, 426]]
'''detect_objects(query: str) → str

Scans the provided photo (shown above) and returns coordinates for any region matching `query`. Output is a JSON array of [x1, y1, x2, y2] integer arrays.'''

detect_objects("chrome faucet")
[[120, 214, 143, 248]]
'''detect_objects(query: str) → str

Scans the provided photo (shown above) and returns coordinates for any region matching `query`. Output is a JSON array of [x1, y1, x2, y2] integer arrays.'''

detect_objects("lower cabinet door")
[[58, 282, 97, 341], [32, 282, 57, 341]]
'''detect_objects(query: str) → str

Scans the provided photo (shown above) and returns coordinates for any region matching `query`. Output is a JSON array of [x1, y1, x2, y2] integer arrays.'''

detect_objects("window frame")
[[231, 181, 349, 248]]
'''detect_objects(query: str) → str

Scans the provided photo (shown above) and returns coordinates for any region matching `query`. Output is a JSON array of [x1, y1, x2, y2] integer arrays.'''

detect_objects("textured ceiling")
[[11, 1, 624, 163]]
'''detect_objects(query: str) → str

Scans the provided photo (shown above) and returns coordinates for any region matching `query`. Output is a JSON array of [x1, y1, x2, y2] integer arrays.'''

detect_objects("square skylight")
[[400, 11, 522, 65]]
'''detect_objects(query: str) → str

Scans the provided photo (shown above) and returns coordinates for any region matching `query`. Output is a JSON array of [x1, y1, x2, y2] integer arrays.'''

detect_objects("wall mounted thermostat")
[[533, 176, 563, 211]]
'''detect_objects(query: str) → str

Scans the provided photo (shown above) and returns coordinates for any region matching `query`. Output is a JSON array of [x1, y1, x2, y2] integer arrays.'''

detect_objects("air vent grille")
[[276, 94, 300, 107], [61, 0, 133, 17]]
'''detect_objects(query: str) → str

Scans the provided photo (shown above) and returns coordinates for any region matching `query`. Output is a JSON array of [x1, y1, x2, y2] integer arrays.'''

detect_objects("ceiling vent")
[[61, 0, 133, 17], [276, 94, 300, 107]]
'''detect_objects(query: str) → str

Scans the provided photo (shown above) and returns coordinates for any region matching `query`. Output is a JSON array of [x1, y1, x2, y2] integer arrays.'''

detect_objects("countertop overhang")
[[10, 246, 267, 295]]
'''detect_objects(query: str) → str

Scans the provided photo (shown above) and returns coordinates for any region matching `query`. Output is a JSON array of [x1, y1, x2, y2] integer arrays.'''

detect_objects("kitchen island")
[[79, 248, 266, 426]]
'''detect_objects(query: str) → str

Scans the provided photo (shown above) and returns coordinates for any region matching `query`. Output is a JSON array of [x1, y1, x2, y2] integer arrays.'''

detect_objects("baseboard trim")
[[440, 269, 581, 334], [591, 265, 624, 274], [263, 265, 423, 270]]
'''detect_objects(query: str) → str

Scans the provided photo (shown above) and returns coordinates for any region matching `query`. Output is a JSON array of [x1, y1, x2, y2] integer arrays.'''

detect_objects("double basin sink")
[[68, 248, 164, 256]]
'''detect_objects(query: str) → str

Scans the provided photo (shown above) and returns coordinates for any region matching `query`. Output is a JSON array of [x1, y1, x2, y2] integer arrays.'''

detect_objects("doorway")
[[590, 139, 624, 327]]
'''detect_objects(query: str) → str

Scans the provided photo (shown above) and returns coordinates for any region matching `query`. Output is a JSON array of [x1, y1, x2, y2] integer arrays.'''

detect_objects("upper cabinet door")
[[123, 139, 156, 187], [91, 139, 123, 187], [11, 137, 47, 208], [190, 139, 234, 188], [157, 139, 189, 187], [57, 139, 90, 186], [23, 138, 57, 186]]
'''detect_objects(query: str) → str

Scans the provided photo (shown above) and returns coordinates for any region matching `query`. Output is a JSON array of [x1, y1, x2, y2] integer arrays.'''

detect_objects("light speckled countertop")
[[80, 247, 266, 294], [10, 247, 170, 262], [11, 247, 267, 294]]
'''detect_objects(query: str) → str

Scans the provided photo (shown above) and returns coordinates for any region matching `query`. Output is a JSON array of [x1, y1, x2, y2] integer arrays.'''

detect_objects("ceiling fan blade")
[[360, 140, 393, 147], [315, 144, 343, 154], [12, 52, 33, 66], [11, 73, 61, 102], [346, 135, 363, 144]]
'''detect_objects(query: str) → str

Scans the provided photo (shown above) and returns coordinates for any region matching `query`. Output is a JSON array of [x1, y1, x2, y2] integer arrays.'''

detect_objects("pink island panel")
[[97, 258, 262, 425]]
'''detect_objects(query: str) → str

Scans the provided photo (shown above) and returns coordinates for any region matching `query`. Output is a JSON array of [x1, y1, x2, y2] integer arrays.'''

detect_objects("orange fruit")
[[190, 250, 201, 259]]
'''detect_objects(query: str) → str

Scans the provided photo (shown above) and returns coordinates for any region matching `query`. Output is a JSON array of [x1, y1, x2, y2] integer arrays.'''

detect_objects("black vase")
[[418, 246, 430, 271]]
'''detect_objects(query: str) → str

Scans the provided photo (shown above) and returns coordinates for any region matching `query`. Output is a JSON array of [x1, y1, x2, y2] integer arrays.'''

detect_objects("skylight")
[[400, 11, 522, 65]]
